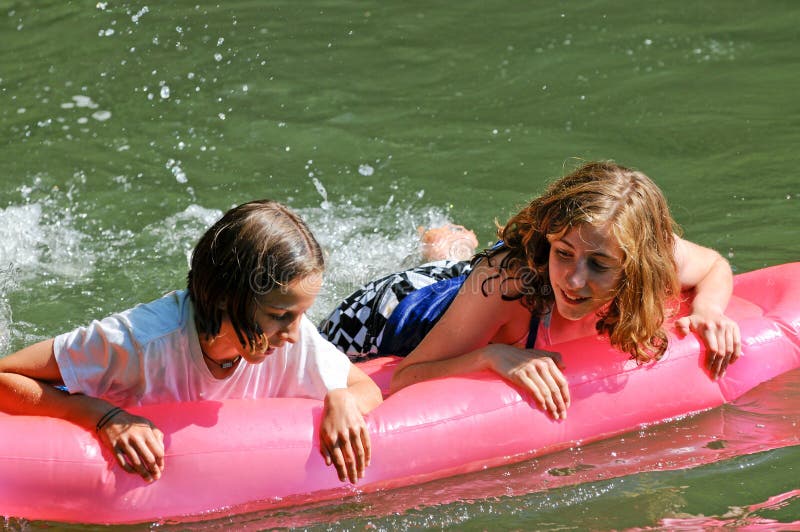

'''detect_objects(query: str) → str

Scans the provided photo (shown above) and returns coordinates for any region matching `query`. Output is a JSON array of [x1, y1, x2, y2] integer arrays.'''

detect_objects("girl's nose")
[[564, 261, 587, 289], [279, 317, 301, 343]]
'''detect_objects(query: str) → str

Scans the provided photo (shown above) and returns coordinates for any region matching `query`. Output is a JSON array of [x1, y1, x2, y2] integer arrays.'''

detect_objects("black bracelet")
[[95, 406, 124, 433]]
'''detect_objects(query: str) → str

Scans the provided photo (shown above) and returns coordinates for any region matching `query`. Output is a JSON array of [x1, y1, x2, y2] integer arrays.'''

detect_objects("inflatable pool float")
[[1, 263, 799, 525]]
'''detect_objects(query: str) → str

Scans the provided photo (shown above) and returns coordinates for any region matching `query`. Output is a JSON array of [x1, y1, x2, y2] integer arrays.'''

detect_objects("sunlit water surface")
[[1, 1, 798, 529]]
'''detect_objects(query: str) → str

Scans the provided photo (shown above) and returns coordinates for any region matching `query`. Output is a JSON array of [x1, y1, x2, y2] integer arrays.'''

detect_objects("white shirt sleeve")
[[53, 315, 145, 406]]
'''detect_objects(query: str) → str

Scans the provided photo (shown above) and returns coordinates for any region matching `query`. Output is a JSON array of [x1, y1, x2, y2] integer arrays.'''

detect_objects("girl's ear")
[[217, 298, 227, 310]]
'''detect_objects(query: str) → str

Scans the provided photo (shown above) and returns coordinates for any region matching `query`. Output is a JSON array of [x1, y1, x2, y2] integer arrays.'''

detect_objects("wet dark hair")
[[187, 199, 324, 351]]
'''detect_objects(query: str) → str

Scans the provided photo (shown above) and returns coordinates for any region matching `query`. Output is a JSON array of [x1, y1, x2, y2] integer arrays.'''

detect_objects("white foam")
[[91, 110, 111, 121], [72, 95, 98, 109], [296, 201, 454, 322], [146, 204, 223, 267], [141, 200, 453, 322], [0, 204, 46, 271], [0, 201, 95, 353], [0, 203, 93, 277], [0, 196, 459, 349], [0, 296, 11, 355]]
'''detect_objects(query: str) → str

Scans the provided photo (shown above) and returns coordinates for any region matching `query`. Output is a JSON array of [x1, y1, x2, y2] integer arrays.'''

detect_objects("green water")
[[1, 1, 799, 529]]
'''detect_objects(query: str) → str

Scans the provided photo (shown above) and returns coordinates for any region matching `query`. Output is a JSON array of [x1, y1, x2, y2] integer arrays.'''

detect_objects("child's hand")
[[320, 389, 371, 484], [485, 344, 570, 420], [675, 307, 742, 379], [96, 409, 165, 483]]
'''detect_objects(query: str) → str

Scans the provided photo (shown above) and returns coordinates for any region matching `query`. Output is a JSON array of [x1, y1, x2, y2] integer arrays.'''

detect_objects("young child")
[[0, 200, 382, 485], [320, 161, 741, 420]]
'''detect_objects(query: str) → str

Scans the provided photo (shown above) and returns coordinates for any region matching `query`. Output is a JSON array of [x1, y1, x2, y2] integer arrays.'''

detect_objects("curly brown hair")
[[478, 161, 681, 362]]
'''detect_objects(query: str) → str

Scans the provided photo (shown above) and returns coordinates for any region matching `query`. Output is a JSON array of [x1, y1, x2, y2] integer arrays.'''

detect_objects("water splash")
[[146, 204, 223, 268], [310, 177, 330, 210], [0, 199, 95, 353], [296, 199, 455, 322], [0, 174, 460, 345], [0, 268, 15, 354], [0, 202, 94, 281], [358, 163, 375, 177]]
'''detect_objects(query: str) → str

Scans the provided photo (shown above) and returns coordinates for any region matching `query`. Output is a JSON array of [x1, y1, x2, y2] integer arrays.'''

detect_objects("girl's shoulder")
[[467, 250, 530, 301], [117, 290, 190, 345]]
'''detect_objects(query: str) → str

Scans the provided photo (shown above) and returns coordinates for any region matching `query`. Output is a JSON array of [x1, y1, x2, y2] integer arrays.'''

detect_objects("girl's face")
[[547, 223, 624, 321], [215, 274, 322, 364]]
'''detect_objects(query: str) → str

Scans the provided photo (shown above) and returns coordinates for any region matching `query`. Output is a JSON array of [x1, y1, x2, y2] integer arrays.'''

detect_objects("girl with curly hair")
[[320, 161, 740, 419]]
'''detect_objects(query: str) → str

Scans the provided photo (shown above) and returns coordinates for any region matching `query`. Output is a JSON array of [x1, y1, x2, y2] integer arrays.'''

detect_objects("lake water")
[[1, 1, 798, 529]]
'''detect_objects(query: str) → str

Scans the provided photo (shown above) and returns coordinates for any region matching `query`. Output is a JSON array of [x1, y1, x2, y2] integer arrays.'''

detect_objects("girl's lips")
[[560, 289, 590, 304], [249, 347, 276, 362]]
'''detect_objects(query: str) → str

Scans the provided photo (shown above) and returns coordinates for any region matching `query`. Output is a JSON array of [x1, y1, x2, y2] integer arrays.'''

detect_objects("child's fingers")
[[119, 444, 152, 482], [127, 440, 160, 482], [322, 435, 356, 483], [102, 413, 164, 482], [153, 428, 166, 455], [709, 351, 726, 380], [348, 429, 366, 480], [328, 445, 347, 482], [122, 430, 164, 481], [538, 367, 567, 420], [360, 425, 372, 468], [702, 326, 720, 355], [339, 440, 358, 484], [674, 317, 691, 336], [730, 325, 742, 363], [115, 449, 133, 473], [144, 435, 165, 480], [543, 373, 569, 419], [319, 437, 333, 466], [548, 356, 571, 408], [518, 371, 560, 420], [713, 325, 742, 378], [320, 447, 332, 466], [530, 354, 569, 415]]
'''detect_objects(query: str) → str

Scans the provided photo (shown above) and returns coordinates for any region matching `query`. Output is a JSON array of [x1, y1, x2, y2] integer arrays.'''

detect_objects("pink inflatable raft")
[[1, 263, 799, 525]]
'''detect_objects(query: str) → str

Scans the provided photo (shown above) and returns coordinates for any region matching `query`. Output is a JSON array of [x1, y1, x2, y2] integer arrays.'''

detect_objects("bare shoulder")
[[672, 234, 726, 287], [417, 253, 528, 349], [464, 250, 529, 302]]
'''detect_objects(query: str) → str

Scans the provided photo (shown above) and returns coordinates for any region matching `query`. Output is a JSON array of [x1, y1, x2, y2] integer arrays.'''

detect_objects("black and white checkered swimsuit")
[[318, 260, 473, 361]]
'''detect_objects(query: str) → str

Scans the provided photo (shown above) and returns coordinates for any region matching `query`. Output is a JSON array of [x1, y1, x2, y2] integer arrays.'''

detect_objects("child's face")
[[217, 274, 322, 363], [547, 223, 624, 321]]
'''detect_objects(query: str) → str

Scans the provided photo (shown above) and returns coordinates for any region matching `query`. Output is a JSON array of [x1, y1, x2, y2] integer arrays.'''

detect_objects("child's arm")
[[390, 258, 570, 420], [0, 339, 165, 482], [319, 364, 382, 484], [673, 236, 742, 379]]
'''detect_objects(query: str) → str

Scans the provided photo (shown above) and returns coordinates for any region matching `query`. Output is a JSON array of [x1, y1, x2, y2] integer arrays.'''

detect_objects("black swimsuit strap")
[[525, 313, 540, 349]]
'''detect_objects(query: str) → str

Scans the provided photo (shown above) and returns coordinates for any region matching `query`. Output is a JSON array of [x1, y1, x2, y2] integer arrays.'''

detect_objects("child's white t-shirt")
[[53, 290, 351, 407]]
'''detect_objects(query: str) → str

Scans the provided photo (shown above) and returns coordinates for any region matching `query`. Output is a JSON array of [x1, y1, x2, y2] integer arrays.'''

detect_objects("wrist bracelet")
[[95, 406, 124, 433]]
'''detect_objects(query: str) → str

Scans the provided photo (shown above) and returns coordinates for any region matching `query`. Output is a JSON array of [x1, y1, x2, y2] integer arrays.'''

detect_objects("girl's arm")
[[389, 260, 570, 420], [319, 364, 382, 484], [673, 235, 742, 378], [0, 339, 165, 482]]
